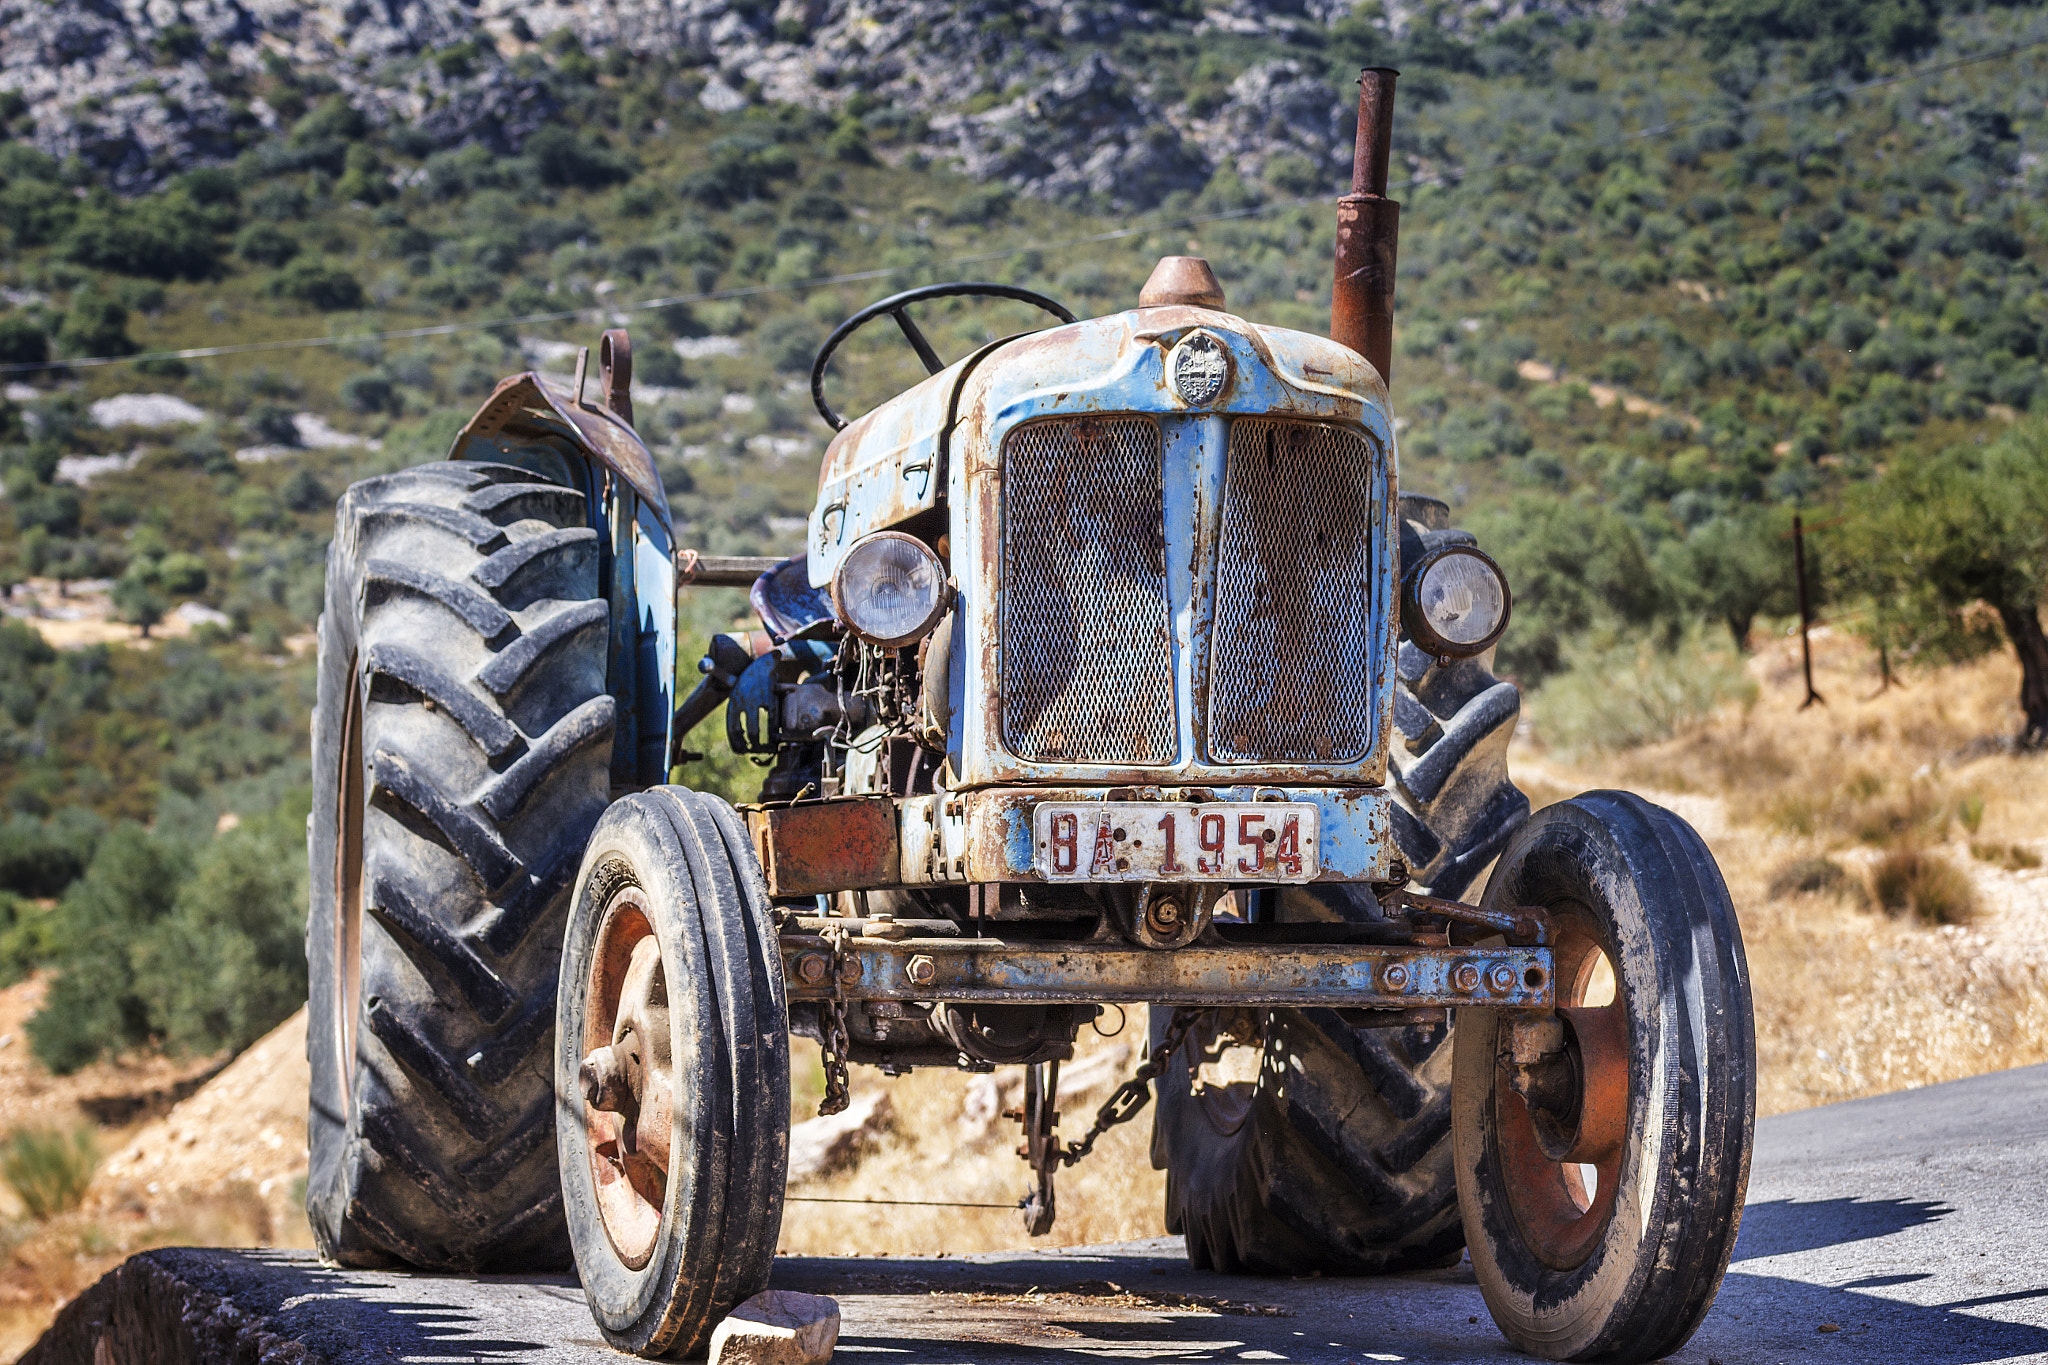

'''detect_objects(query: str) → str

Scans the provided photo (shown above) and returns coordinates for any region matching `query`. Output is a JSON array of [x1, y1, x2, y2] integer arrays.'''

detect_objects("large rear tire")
[[1153, 1003, 1465, 1274], [307, 460, 614, 1270], [557, 788, 790, 1358], [1453, 792, 1754, 1362], [1151, 885, 1463, 1276]]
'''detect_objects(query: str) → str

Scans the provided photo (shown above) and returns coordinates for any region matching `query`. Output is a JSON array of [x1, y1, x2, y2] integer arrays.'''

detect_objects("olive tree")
[[1839, 425, 2048, 747]]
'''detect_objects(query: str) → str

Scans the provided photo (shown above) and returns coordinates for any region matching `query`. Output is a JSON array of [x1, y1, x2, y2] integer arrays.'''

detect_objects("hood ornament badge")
[[1167, 330, 1231, 406]]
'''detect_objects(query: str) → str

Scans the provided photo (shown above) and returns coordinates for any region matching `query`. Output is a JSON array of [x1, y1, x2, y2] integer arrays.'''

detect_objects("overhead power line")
[[4, 31, 2043, 378]]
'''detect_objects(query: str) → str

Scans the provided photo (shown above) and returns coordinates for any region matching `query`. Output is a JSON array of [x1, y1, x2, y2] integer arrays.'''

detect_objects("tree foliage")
[[1837, 423, 2048, 745]]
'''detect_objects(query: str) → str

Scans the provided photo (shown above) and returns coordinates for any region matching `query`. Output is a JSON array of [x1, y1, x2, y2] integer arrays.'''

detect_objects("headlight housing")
[[830, 531, 951, 647], [1401, 543, 1511, 660]]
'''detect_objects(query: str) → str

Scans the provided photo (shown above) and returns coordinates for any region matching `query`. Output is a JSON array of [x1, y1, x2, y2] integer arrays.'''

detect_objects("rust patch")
[[751, 800, 901, 896]]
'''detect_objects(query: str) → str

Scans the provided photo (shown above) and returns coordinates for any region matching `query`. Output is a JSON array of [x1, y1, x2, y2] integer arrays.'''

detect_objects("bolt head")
[[905, 954, 937, 986], [1489, 963, 1519, 994], [797, 954, 828, 985], [1453, 962, 1481, 993], [1145, 896, 1185, 932], [1382, 961, 1411, 993]]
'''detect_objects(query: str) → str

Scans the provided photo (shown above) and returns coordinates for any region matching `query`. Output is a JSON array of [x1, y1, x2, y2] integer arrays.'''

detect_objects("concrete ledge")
[[28, 1065, 2048, 1364], [25, 1248, 315, 1365]]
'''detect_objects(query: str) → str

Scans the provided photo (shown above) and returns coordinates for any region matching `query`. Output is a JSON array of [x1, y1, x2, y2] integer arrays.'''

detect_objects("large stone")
[[708, 1290, 840, 1365]]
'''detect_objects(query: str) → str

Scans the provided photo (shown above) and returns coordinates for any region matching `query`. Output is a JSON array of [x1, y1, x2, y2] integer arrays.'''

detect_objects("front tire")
[[1453, 792, 1754, 1362], [307, 460, 614, 1270], [558, 788, 790, 1358]]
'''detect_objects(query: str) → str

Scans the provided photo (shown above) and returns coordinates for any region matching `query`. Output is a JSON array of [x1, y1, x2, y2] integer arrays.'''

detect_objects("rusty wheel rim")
[[582, 887, 674, 1271], [333, 659, 366, 1099], [1494, 910, 1629, 1271]]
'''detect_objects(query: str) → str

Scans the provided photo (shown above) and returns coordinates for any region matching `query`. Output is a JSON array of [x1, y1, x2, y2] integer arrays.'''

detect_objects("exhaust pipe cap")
[[1138, 256, 1227, 311]]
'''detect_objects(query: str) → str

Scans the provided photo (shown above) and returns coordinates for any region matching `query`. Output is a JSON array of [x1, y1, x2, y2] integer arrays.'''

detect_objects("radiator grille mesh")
[[1001, 417, 1176, 766], [1207, 419, 1378, 765]]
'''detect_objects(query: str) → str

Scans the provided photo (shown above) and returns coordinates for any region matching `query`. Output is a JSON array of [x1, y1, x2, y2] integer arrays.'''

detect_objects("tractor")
[[306, 69, 1753, 1362]]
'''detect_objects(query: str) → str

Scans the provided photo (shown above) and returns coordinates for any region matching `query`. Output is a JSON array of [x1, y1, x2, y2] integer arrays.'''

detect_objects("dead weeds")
[[1520, 627, 2048, 1116]]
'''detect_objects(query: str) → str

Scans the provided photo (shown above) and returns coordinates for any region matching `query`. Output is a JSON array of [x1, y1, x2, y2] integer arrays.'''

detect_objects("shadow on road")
[[1732, 1196, 1954, 1259]]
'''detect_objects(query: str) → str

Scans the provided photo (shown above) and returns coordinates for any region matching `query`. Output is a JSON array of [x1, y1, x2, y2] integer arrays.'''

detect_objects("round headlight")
[[830, 532, 950, 647], [1401, 544, 1511, 660]]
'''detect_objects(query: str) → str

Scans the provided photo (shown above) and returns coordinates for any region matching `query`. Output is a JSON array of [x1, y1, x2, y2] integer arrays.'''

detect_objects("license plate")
[[1032, 803, 1320, 883]]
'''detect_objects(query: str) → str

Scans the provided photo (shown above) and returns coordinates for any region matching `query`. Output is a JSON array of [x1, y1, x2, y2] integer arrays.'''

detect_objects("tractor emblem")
[[1168, 330, 1230, 405]]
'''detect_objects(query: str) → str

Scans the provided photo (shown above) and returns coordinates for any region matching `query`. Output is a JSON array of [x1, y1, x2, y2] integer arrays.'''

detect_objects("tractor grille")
[[1001, 417, 1177, 765], [1207, 419, 1378, 765]]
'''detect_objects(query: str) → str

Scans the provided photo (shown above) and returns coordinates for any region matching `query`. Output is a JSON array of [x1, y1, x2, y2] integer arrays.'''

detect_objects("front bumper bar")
[[782, 933, 1554, 1010]]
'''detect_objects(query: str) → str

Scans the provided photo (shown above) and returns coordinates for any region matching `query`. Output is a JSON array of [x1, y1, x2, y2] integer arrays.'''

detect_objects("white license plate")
[[1032, 803, 1320, 882]]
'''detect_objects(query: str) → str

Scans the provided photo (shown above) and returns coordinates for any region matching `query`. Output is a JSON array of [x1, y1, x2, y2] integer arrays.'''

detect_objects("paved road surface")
[[36, 1063, 2048, 1363]]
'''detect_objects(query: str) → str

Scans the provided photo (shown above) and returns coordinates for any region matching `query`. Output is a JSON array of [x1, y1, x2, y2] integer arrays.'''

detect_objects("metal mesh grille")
[[1001, 417, 1176, 766], [1208, 419, 1378, 765]]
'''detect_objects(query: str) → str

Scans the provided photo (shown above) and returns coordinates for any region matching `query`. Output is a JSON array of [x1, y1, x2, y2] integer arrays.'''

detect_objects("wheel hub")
[[581, 892, 673, 1269], [1493, 920, 1629, 1271]]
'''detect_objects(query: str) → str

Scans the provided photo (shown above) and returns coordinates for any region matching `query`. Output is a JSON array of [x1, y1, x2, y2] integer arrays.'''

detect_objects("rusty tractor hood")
[[808, 307, 1391, 588]]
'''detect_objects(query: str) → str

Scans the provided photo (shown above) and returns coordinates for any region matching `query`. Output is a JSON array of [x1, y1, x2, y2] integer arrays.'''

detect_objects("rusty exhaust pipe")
[[1332, 67, 1400, 387]]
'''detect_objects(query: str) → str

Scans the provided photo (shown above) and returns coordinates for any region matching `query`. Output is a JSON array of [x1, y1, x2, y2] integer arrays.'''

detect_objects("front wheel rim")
[[1493, 914, 1630, 1271], [581, 887, 674, 1271]]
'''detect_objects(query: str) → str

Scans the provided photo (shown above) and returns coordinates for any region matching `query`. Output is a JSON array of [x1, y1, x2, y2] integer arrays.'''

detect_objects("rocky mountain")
[[0, 0, 1640, 203]]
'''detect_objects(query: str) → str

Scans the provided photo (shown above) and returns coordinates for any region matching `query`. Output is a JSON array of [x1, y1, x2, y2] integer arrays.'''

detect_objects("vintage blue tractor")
[[307, 70, 1753, 1362]]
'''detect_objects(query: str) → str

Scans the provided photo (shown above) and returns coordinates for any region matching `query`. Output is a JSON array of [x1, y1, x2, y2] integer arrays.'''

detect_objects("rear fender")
[[448, 352, 676, 789]]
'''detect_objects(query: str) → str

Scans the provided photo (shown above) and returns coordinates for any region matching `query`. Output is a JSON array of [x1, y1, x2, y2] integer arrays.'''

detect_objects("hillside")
[[0, 0, 2043, 1149]]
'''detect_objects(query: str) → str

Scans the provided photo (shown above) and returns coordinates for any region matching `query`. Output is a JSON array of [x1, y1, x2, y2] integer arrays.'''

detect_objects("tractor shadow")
[[1732, 1195, 1955, 1260], [779, 1217, 2048, 1365]]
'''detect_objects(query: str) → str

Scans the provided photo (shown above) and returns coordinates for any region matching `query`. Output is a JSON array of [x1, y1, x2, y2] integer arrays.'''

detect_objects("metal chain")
[[818, 928, 853, 1117], [1053, 1007, 1201, 1169]]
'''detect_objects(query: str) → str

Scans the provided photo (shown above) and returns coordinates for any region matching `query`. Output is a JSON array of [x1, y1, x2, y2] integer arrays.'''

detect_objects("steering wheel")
[[809, 282, 1077, 431]]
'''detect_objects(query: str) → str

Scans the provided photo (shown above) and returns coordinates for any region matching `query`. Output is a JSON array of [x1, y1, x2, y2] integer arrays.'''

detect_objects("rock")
[[939, 52, 1209, 207], [87, 395, 210, 430], [0, 0, 1639, 202], [708, 1290, 839, 1365], [1203, 59, 1352, 191], [786, 1089, 892, 1180]]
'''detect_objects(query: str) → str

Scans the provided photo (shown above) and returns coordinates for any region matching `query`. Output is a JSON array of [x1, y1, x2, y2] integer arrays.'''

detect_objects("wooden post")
[[1794, 513, 1824, 709]]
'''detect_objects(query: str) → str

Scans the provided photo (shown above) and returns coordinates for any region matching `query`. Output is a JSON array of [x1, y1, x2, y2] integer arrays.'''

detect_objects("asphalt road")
[[60, 1063, 2048, 1364]]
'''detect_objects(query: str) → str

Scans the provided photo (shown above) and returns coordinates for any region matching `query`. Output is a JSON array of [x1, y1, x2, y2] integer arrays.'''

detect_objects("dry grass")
[[776, 1022, 1168, 1257], [1520, 625, 2048, 1116], [0, 1187, 277, 1361]]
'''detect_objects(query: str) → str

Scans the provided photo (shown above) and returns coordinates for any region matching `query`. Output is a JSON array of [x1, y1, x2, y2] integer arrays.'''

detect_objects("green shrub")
[[234, 222, 300, 267], [524, 125, 634, 189], [269, 259, 365, 311], [0, 314, 47, 366], [26, 824, 189, 1073], [1530, 625, 1756, 754], [342, 373, 400, 415], [131, 798, 310, 1057], [59, 195, 224, 281], [0, 893, 62, 983], [55, 290, 136, 358], [0, 815, 96, 897], [0, 1126, 98, 1218]]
